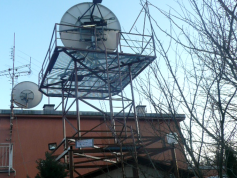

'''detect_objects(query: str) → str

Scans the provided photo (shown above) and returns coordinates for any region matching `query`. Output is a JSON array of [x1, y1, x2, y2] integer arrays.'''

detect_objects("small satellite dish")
[[166, 132, 178, 144], [13, 81, 43, 109], [59, 2, 121, 51]]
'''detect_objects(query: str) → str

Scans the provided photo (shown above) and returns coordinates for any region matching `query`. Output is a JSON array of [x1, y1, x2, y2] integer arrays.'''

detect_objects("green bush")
[[35, 152, 68, 178]]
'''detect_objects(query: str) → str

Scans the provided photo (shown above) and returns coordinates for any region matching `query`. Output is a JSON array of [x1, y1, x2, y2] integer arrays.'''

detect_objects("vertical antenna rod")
[[9, 33, 15, 142]]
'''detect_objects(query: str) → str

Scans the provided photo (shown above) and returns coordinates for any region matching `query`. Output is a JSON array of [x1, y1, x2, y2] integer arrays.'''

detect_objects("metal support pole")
[[120, 142, 126, 178], [69, 146, 74, 178], [128, 65, 140, 139], [104, 45, 116, 142], [62, 86, 66, 140], [55, 24, 57, 47], [131, 126, 139, 178], [10, 33, 15, 143], [47, 79, 50, 104], [74, 60, 81, 137], [116, 32, 127, 136], [94, 27, 97, 50], [145, 0, 156, 57], [8, 144, 13, 176], [99, 33, 116, 140]]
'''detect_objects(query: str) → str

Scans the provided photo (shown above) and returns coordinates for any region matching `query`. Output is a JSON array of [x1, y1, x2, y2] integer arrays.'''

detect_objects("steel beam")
[[129, 66, 140, 139], [74, 60, 81, 137]]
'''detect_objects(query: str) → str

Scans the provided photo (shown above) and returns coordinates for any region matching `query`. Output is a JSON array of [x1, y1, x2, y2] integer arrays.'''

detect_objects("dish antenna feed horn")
[[93, 0, 102, 4]]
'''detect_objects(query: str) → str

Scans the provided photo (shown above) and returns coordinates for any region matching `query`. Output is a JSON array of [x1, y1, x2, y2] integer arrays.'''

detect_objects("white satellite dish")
[[166, 132, 178, 144], [13, 81, 43, 109], [59, 2, 121, 51]]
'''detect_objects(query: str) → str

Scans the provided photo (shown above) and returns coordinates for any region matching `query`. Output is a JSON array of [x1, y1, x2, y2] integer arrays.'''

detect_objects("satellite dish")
[[59, 2, 121, 51], [166, 132, 178, 144], [13, 81, 43, 109]]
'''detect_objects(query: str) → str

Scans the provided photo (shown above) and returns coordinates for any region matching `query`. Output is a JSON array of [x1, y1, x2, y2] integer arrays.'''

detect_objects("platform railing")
[[38, 23, 155, 88], [0, 143, 14, 175]]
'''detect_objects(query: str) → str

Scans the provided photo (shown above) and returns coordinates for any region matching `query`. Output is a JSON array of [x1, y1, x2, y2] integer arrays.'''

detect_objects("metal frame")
[[38, 24, 157, 176], [38, 22, 156, 140], [38, 24, 155, 99], [0, 143, 16, 175], [37, 2, 183, 177]]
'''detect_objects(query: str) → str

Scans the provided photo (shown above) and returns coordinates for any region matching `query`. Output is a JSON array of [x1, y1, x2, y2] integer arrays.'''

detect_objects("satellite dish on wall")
[[13, 81, 43, 109], [166, 132, 178, 145], [59, 2, 121, 51]]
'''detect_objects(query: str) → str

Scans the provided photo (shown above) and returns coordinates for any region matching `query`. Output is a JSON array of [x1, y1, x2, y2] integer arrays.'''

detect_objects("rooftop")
[[0, 109, 185, 120]]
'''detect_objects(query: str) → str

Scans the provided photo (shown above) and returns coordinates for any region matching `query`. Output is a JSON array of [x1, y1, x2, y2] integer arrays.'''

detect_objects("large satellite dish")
[[59, 2, 121, 51], [13, 81, 43, 109]]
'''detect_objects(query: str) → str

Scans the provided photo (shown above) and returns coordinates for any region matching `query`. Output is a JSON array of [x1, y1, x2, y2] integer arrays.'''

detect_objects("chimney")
[[136, 105, 146, 116], [43, 104, 55, 111]]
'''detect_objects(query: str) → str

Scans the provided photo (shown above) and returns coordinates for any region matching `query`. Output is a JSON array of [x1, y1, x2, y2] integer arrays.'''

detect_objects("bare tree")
[[136, 0, 237, 177]]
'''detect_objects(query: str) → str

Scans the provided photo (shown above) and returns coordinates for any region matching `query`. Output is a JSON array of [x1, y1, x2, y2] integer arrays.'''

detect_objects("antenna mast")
[[0, 33, 31, 142]]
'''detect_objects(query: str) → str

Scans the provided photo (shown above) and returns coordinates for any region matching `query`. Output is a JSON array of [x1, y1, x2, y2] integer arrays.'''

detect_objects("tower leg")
[[62, 87, 66, 139], [69, 146, 74, 178], [129, 66, 140, 140], [74, 60, 81, 137], [105, 48, 116, 142]]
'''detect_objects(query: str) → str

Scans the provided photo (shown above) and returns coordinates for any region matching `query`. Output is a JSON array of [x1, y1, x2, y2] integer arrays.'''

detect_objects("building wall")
[[0, 110, 186, 178], [0, 112, 104, 177]]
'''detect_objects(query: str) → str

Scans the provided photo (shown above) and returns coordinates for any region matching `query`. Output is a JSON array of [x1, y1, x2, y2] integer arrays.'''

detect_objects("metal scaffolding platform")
[[39, 24, 156, 99], [51, 120, 174, 178], [37, 1, 169, 177], [38, 23, 158, 177]]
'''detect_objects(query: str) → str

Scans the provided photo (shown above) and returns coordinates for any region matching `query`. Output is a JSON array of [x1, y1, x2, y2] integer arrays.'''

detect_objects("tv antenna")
[[0, 33, 31, 142]]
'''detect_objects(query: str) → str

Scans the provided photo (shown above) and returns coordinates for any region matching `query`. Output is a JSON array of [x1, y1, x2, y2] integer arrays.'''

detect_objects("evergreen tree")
[[35, 152, 68, 178], [225, 147, 237, 178]]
